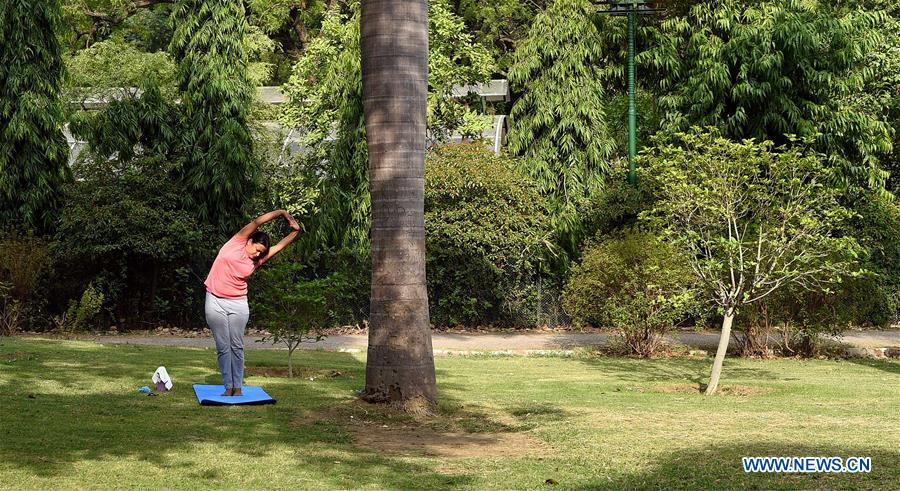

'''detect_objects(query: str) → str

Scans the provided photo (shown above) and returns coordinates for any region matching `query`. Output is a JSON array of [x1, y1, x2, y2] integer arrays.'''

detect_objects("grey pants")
[[205, 292, 250, 389]]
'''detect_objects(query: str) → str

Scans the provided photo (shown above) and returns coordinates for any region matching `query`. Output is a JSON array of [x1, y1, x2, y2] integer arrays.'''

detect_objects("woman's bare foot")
[[221, 388, 234, 396], [232, 388, 243, 397]]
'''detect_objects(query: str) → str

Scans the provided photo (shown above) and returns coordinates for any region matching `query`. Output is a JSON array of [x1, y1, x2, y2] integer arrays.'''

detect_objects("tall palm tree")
[[360, 0, 437, 403]]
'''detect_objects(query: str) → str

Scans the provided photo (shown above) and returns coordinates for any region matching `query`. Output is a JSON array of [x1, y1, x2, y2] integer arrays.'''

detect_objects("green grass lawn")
[[1, 337, 897, 490]]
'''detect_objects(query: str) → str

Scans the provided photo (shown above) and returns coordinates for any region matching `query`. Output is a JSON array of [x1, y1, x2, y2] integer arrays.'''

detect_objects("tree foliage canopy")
[[507, 0, 616, 248], [66, 38, 177, 99], [0, 0, 72, 233], [646, 0, 893, 190], [169, 0, 259, 230], [457, 0, 548, 73], [641, 129, 861, 313]]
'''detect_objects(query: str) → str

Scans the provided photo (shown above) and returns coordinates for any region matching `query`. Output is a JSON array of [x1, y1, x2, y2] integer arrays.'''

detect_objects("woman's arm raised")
[[257, 213, 301, 265], [257, 227, 301, 266], [235, 210, 290, 238]]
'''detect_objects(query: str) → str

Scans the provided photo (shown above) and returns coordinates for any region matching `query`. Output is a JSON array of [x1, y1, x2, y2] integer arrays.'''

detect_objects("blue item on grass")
[[138, 386, 151, 394], [192, 384, 276, 406]]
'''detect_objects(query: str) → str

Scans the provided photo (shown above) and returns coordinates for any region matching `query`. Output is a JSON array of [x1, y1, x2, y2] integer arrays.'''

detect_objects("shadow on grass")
[[574, 353, 797, 388], [845, 357, 900, 375], [572, 443, 899, 490], [0, 338, 472, 488]]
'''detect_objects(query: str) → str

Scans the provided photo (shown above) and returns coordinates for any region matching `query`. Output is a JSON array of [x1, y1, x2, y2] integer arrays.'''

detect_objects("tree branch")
[[81, 0, 174, 45]]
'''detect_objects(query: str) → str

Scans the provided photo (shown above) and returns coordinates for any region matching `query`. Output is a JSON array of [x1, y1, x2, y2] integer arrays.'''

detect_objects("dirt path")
[[64, 329, 900, 352]]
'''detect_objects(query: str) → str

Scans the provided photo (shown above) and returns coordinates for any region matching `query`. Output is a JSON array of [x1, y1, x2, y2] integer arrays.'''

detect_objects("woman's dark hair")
[[248, 231, 271, 262]]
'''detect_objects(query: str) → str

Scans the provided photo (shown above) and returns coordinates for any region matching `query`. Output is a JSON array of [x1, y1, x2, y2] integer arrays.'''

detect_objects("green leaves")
[[253, 262, 336, 347], [457, 0, 545, 72], [65, 39, 177, 99], [646, 0, 893, 191], [169, 0, 259, 231], [507, 0, 616, 250], [0, 0, 71, 233], [424, 144, 554, 326], [562, 229, 698, 356]]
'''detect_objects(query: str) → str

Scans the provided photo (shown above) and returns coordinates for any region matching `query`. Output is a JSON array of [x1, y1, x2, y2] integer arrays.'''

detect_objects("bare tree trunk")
[[705, 309, 735, 395], [360, 0, 437, 403], [288, 347, 294, 378]]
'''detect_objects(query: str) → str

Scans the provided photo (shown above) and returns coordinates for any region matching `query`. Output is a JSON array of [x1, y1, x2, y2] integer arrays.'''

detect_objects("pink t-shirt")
[[204, 235, 256, 299]]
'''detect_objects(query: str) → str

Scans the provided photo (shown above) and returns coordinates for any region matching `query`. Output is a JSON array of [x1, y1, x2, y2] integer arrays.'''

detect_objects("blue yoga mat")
[[193, 384, 277, 406]]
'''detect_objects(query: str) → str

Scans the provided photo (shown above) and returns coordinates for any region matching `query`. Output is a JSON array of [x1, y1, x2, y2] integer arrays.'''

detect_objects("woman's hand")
[[285, 213, 300, 231]]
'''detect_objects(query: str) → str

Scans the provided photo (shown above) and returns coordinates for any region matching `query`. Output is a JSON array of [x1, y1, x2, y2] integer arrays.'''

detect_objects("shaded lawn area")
[[0, 337, 897, 489]]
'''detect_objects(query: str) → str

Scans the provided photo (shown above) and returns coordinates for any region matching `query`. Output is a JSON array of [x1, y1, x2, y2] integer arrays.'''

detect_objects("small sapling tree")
[[254, 262, 336, 377], [642, 130, 861, 394]]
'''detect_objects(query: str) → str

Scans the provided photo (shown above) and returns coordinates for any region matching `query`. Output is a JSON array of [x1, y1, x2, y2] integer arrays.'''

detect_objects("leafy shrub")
[[847, 192, 900, 326], [0, 230, 53, 330], [424, 144, 555, 326], [295, 247, 371, 327], [734, 301, 778, 358], [55, 283, 105, 334], [563, 230, 698, 357], [769, 287, 857, 358], [736, 192, 900, 357], [0, 230, 52, 302]]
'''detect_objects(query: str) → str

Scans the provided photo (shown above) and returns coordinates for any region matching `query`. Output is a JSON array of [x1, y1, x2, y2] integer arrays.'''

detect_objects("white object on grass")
[[152, 366, 173, 390]]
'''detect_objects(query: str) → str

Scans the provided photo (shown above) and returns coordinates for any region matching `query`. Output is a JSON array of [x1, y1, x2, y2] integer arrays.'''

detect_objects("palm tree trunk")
[[360, 0, 437, 403]]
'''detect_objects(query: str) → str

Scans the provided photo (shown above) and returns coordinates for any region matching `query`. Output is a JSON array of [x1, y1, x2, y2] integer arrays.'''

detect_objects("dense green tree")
[[0, 0, 72, 233], [65, 39, 178, 100], [507, 0, 615, 250], [169, 0, 259, 230], [456, 0, 548, 74], [647, 0, 892, 190], [642, 130, 861, 394]]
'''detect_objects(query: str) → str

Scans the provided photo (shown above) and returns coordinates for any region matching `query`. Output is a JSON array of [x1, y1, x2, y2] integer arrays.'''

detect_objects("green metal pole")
[[627, 6, 637, 185]]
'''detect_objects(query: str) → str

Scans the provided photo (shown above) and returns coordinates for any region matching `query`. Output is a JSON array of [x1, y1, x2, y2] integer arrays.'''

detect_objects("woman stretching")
[[204, 210, 300, 396]]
